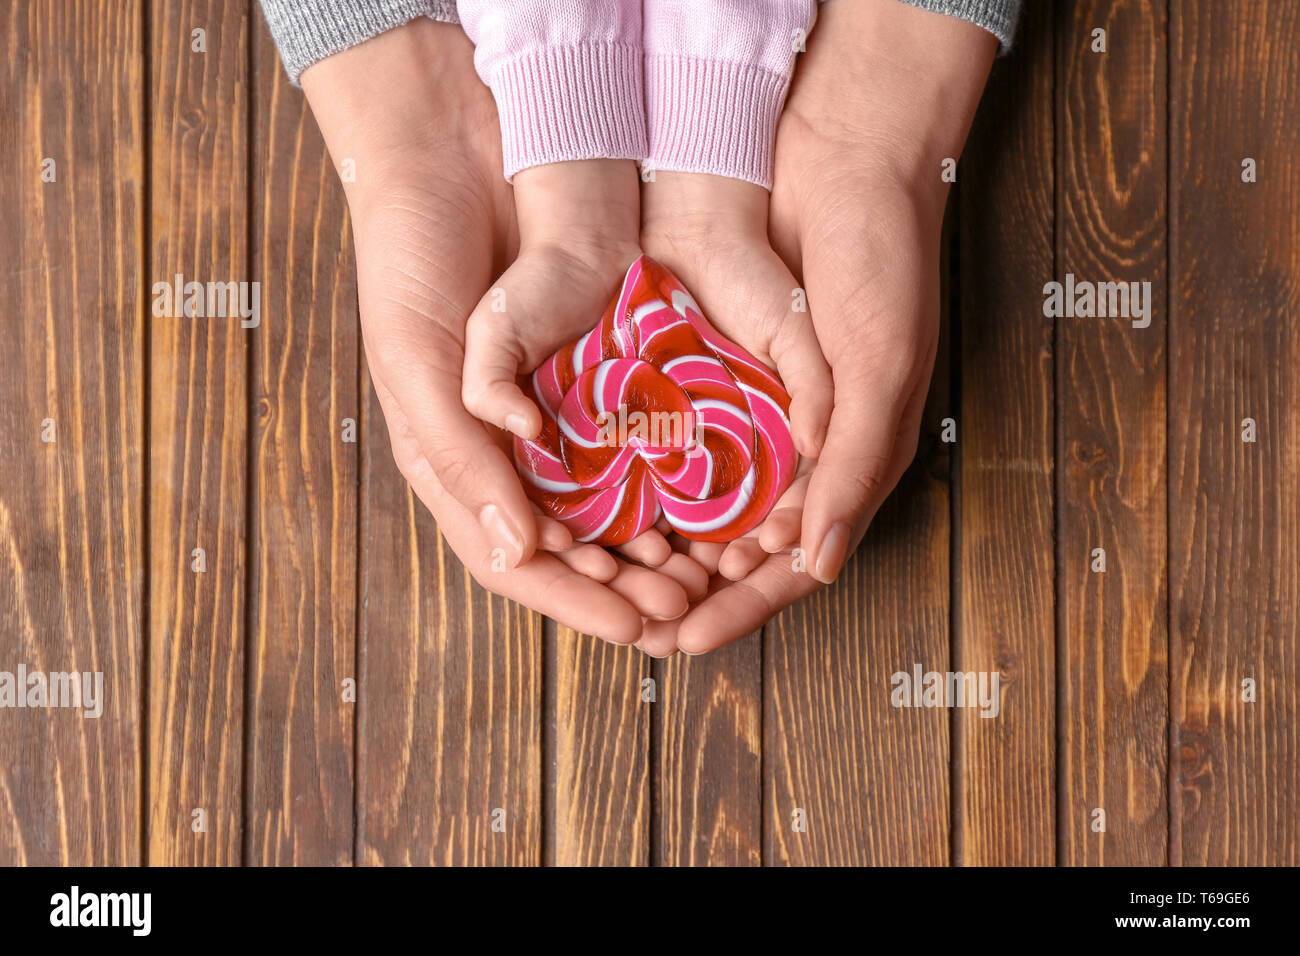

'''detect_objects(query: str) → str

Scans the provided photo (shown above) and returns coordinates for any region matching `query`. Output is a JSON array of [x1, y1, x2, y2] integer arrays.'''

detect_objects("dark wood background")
[[1, 0, 1296, 865]]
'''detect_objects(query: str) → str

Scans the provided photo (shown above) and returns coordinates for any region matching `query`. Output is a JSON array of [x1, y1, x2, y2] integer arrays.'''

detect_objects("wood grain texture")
[[244, 24, 358, 866], [356, 371, 542, 866], [1056, 0, 1169, 865], [653, 642, 761, 866], [5, 0, 1300, 869], [760, 189, 957, 867], [0, 0, 144, 866], [956, 1, 1058, 865], [1168, 0, 1300, 865], [763, 475, 952, 866], [147, 0, 248, 865], [549, 630, 650, 865]]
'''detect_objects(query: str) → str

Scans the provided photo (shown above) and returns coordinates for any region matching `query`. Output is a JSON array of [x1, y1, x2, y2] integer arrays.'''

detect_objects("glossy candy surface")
[[514, 256, 797, 545]]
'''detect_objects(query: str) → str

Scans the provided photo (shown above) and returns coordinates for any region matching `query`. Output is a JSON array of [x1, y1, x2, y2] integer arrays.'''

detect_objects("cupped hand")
[[640, 171, 832, 585], [300, 20, 700, 633], [642, 0, 997, 655]]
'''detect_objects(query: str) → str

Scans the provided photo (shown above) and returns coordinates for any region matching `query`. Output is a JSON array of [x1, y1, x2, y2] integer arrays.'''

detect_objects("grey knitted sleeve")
[[258, 0, 460, 85], [820, 0, 1021, 52], [891, 0, 1021, 50], [259, 0, 1022, 89]]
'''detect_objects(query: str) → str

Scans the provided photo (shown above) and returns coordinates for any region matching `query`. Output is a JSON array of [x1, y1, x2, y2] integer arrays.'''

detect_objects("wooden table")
[[1, 1, 1296, 865]]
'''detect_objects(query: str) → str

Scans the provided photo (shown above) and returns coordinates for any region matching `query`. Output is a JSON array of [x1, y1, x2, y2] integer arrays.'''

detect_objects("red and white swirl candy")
[[513, 255, 797, 545]]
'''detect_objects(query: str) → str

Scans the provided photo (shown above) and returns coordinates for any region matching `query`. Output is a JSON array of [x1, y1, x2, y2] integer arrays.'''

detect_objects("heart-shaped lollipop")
[[513, 255, 797, 545]]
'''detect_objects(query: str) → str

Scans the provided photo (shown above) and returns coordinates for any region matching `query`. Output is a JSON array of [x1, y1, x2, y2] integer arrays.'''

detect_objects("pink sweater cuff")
[[645, 55, 790, 190], [485, 42, 648, 181]]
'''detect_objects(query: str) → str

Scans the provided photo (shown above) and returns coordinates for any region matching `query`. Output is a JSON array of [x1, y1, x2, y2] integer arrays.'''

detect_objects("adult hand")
[[301, 20, 698, 636], [644, 0, 997, 655]]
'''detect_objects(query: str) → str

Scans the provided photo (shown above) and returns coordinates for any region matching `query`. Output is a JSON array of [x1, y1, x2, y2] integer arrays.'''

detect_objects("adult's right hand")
[[301, 20, 701, 639]]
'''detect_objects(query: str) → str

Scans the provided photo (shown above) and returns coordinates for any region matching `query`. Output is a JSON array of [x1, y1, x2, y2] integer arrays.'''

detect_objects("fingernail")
[[813, 521, 852, 583], [650, 610, 686, 622], [479, 504, 524, 564], [505, 413, 533, 439]]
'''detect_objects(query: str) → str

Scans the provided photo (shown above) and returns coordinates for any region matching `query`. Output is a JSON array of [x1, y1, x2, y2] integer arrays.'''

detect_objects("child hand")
[[640, 171, 832, 581], [461, 159, 643, 440], [462, 159, 698, 578]]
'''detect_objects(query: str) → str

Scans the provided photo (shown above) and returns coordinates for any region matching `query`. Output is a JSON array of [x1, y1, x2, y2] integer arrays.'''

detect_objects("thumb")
[[462, 274, 544, 440], [768, 309, 833, 459], [746, 249, 831, 458], [800, 365, 920, 584], [371, 363, 539, 569]]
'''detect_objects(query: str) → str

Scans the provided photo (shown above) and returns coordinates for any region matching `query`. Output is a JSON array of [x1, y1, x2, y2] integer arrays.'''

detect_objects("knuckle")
[[460, 380, 488, 414], [839, 461, 890, 505], [427, 446, 477, 493]]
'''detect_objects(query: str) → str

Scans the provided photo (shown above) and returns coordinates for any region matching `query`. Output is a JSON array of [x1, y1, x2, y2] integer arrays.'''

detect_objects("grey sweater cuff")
[[893, 0, 1022, 51], [259, 0, 460, 85], [819, 0, 1020, 52]]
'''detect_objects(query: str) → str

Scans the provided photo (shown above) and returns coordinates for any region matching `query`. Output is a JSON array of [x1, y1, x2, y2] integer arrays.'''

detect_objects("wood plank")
[[653, 643, 761, 866], [147, 0, 249, 865], [244, 20, 358, 866], [763, 472, 951, 865], [1056, 0, 1169, 866], [0, 0, 144, 866], [549, 631, 649, 865], [356, 369, 543, 865], [1169, 0, 1300, 865], [761, 197, 956, 867], [955, 1, 1057, 865]]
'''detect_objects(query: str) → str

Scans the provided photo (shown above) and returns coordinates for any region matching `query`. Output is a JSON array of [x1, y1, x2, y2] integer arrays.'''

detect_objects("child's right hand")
[[461, 159, 643, 441], [461, 159, 696, 575]]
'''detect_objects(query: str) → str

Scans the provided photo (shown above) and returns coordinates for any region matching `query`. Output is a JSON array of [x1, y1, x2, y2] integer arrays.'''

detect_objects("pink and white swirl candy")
[[513, 255, 797, 545]]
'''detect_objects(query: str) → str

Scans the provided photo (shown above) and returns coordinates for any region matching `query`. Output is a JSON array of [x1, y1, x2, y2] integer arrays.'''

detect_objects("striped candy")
[[513, 255, 797, 545]]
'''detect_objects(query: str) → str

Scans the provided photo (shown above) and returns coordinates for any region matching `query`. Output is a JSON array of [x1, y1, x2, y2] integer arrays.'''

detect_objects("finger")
[[676, 555, 822, 655], [758, 509, 801, 553], [371, 372, 539, 569], [535, 514, 573, 552], [718, 536, 769, 582], [687, 540, 725, 576], [552, 543, 619, 582], [606, 564, 690, 624], [768, 310, 833, 458], [654, 552, 710, 601], [756, 465, 812, 553], [635, 619, 681, 658], [391, 427, 646, 644], [800, 390, 902, 585], [614, 529, 673, 567], [462, 281, 543, 439], [738, 248, 831, 458]]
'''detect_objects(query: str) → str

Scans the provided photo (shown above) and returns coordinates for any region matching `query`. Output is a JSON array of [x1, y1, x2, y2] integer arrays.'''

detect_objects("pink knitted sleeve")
[[456, 0, 647, 180], [644, 0, 817, 189]]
